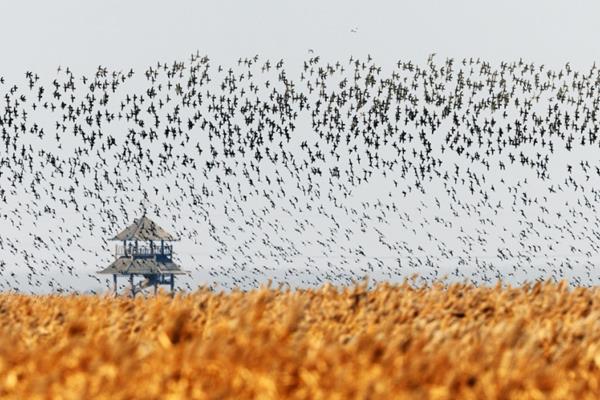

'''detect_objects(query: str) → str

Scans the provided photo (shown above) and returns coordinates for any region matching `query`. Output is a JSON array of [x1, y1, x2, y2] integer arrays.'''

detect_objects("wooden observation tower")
[[98, 213, 186, 296]]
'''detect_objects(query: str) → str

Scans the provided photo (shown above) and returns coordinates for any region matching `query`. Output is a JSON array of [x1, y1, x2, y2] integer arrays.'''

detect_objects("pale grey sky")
[[1, 1, 600, 293], [1, 0, 599, 75]]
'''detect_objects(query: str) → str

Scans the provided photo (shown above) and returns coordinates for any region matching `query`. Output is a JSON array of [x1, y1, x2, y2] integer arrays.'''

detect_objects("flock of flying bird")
[[1, 52, 600, 293]]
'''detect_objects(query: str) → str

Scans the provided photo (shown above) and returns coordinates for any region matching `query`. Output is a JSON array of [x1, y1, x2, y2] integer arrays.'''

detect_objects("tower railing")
[[115, 244, 173, 259]]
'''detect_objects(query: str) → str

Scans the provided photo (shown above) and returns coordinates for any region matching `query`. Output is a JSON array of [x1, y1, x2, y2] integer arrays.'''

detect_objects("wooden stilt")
[[170, 274, 174, 295], [113, 274, 117, 296], [130, 274, 135, 298]]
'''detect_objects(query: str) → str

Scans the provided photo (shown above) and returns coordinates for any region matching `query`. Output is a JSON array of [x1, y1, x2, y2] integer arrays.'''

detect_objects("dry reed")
[[0, 281, 598, 399]]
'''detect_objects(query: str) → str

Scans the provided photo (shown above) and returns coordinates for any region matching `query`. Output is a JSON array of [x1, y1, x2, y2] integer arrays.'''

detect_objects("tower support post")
[[130, 274, 135, 298]]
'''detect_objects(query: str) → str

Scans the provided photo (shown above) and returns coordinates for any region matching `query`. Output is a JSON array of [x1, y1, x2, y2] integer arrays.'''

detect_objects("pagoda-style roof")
[[98, 258, 186, 275], [110, 215, 177, 241]]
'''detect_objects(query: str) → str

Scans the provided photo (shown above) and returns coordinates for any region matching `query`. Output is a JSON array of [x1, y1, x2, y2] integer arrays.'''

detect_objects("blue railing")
[[115, 245, 173, 258]]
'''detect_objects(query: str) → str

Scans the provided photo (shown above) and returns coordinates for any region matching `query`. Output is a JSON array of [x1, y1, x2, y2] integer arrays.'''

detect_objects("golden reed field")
[[1, 281, 600, 399]]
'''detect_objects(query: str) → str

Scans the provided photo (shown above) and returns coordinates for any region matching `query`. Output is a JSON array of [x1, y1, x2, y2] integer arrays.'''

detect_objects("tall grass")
[[0, 281, 598, 399]]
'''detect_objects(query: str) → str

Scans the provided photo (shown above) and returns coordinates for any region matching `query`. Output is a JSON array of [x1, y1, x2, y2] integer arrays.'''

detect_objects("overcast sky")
[[2, 1, 600, 293], [1, 0, 599, 75]]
